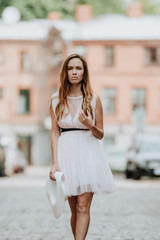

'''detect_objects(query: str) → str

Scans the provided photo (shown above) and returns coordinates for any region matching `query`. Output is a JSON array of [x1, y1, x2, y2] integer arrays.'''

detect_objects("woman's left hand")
[[78, 109, 93, 129]]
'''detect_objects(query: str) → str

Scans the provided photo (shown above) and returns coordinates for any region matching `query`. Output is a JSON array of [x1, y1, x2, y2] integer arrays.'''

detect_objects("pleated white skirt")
[[57, 130, 117, 197]]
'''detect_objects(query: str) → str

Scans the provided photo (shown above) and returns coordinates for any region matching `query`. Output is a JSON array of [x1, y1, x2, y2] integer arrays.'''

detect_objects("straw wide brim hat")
[[46, 171, 67, 219]]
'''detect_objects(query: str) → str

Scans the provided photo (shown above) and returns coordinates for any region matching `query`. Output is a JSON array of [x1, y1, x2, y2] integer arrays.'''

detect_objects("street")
[[0, 167, 160, 240]]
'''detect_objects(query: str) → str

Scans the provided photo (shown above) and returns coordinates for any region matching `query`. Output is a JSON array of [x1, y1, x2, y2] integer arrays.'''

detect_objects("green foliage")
[[76, 0, 88, 4], [75, 0, 125, 15], [0, 0, 12, 15], [0, 0, 160, 20], [0, 0, 72, 20], [88, 0, 125, 15], [12, 0, 71, 20], [133, 0, 160, 14]]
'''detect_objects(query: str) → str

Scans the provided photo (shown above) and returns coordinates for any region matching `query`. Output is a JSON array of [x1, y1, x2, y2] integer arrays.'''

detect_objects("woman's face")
[[67, 57, 84, 85]]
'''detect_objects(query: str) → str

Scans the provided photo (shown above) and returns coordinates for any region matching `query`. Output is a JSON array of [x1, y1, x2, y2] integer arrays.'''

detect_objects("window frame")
[[102, 87, 116, 115], [131, 88, 146, 115], [20, 51, 31, 72], [18, 89, 31, 115], [105, 46, 114, 67], [145, 47, 160, 66]]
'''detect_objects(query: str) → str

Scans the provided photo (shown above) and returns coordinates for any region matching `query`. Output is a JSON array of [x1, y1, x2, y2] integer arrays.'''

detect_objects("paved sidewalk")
[[0, 167, 160, 240]]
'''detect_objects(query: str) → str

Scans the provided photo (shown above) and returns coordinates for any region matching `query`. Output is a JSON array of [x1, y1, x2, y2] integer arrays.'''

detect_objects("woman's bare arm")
[[49, 99, 61, 180], [78, 94, 104, 140], [89, 94, 104, 140]]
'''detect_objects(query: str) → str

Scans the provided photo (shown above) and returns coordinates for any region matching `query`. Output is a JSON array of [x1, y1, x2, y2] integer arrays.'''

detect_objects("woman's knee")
[[76, 193, 93, 215], [77, 201, 88, 214]]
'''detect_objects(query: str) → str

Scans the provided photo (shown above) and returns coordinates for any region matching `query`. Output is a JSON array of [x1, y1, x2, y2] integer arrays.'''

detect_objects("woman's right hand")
[[49, 164, 60, 181]]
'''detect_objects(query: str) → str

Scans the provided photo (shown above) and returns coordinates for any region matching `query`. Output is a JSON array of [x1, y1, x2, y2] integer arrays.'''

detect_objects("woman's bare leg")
[[68, 196, 77, 238], [75, 192, 94, 240]]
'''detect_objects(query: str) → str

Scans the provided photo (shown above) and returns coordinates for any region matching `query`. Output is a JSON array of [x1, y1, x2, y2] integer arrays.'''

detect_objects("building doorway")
[[17, 135, 32, 165]]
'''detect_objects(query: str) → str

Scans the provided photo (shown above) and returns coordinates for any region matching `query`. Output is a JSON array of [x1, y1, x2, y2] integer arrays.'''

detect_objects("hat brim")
[[46, 172, 67, 218]]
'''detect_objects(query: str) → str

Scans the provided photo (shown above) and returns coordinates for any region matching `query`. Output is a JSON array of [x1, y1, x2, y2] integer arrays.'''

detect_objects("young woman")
[[49, 54, 116, 240]]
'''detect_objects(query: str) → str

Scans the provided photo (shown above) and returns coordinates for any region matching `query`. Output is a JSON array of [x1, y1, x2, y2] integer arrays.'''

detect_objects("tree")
[[0, 0, 160, 20], [0, 0, 12, 16], [75, 0, 126, 15], [133, 0, 160, 14], [0, 0, 73, 20], [11, 0, 72, 20]]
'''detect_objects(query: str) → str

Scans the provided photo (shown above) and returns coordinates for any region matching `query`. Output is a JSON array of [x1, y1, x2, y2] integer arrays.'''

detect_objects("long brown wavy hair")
[[55, 54, 94, 121]]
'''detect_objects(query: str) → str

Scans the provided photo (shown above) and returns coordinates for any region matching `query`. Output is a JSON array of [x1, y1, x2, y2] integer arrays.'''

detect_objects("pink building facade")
[[48, 3, 160, 171], [1, 3, 160, 167], [0, 14, 64, 165], [56, 3, 160, 155]]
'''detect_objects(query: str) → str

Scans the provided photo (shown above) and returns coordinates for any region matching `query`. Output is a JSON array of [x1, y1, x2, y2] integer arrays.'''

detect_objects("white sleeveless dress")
[[51, 92, 116, 197]]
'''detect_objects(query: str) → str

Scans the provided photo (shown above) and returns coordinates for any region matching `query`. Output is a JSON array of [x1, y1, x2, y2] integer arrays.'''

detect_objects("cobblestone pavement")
[[0, 167, 160, 240]]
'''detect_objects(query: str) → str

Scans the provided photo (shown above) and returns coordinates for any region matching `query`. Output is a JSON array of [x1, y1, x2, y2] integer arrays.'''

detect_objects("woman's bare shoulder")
[[93, 93, 103, 111]]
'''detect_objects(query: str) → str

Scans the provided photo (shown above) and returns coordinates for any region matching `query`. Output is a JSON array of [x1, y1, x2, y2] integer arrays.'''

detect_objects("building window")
[[17, 135, 32, 165], [18, 90, 30, 114], [145, 47, 160, 65], [20, 52, 31, 71], [75, 45, 86, 57], [132, 89, 146, 112], [132, 88, 146, 120], [0, 52, 4, 65], [131, 88, 146, 131], [105, 47, 114, 66], [102, 88, 116, 114], [0, 88, 3, 98]]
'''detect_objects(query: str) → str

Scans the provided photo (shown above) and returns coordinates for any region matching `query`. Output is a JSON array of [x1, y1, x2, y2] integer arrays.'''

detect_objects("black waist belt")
[[60, 128, 89, 133]]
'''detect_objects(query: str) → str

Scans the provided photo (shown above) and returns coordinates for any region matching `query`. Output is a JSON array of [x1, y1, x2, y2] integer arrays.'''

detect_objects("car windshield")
[[140, 142, 160, 152]]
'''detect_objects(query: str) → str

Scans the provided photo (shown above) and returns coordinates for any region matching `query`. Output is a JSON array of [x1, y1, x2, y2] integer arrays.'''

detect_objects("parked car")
[[125, 136, 160, 179], [5, 146, 27, 176], [0, 144, 6, 177]]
